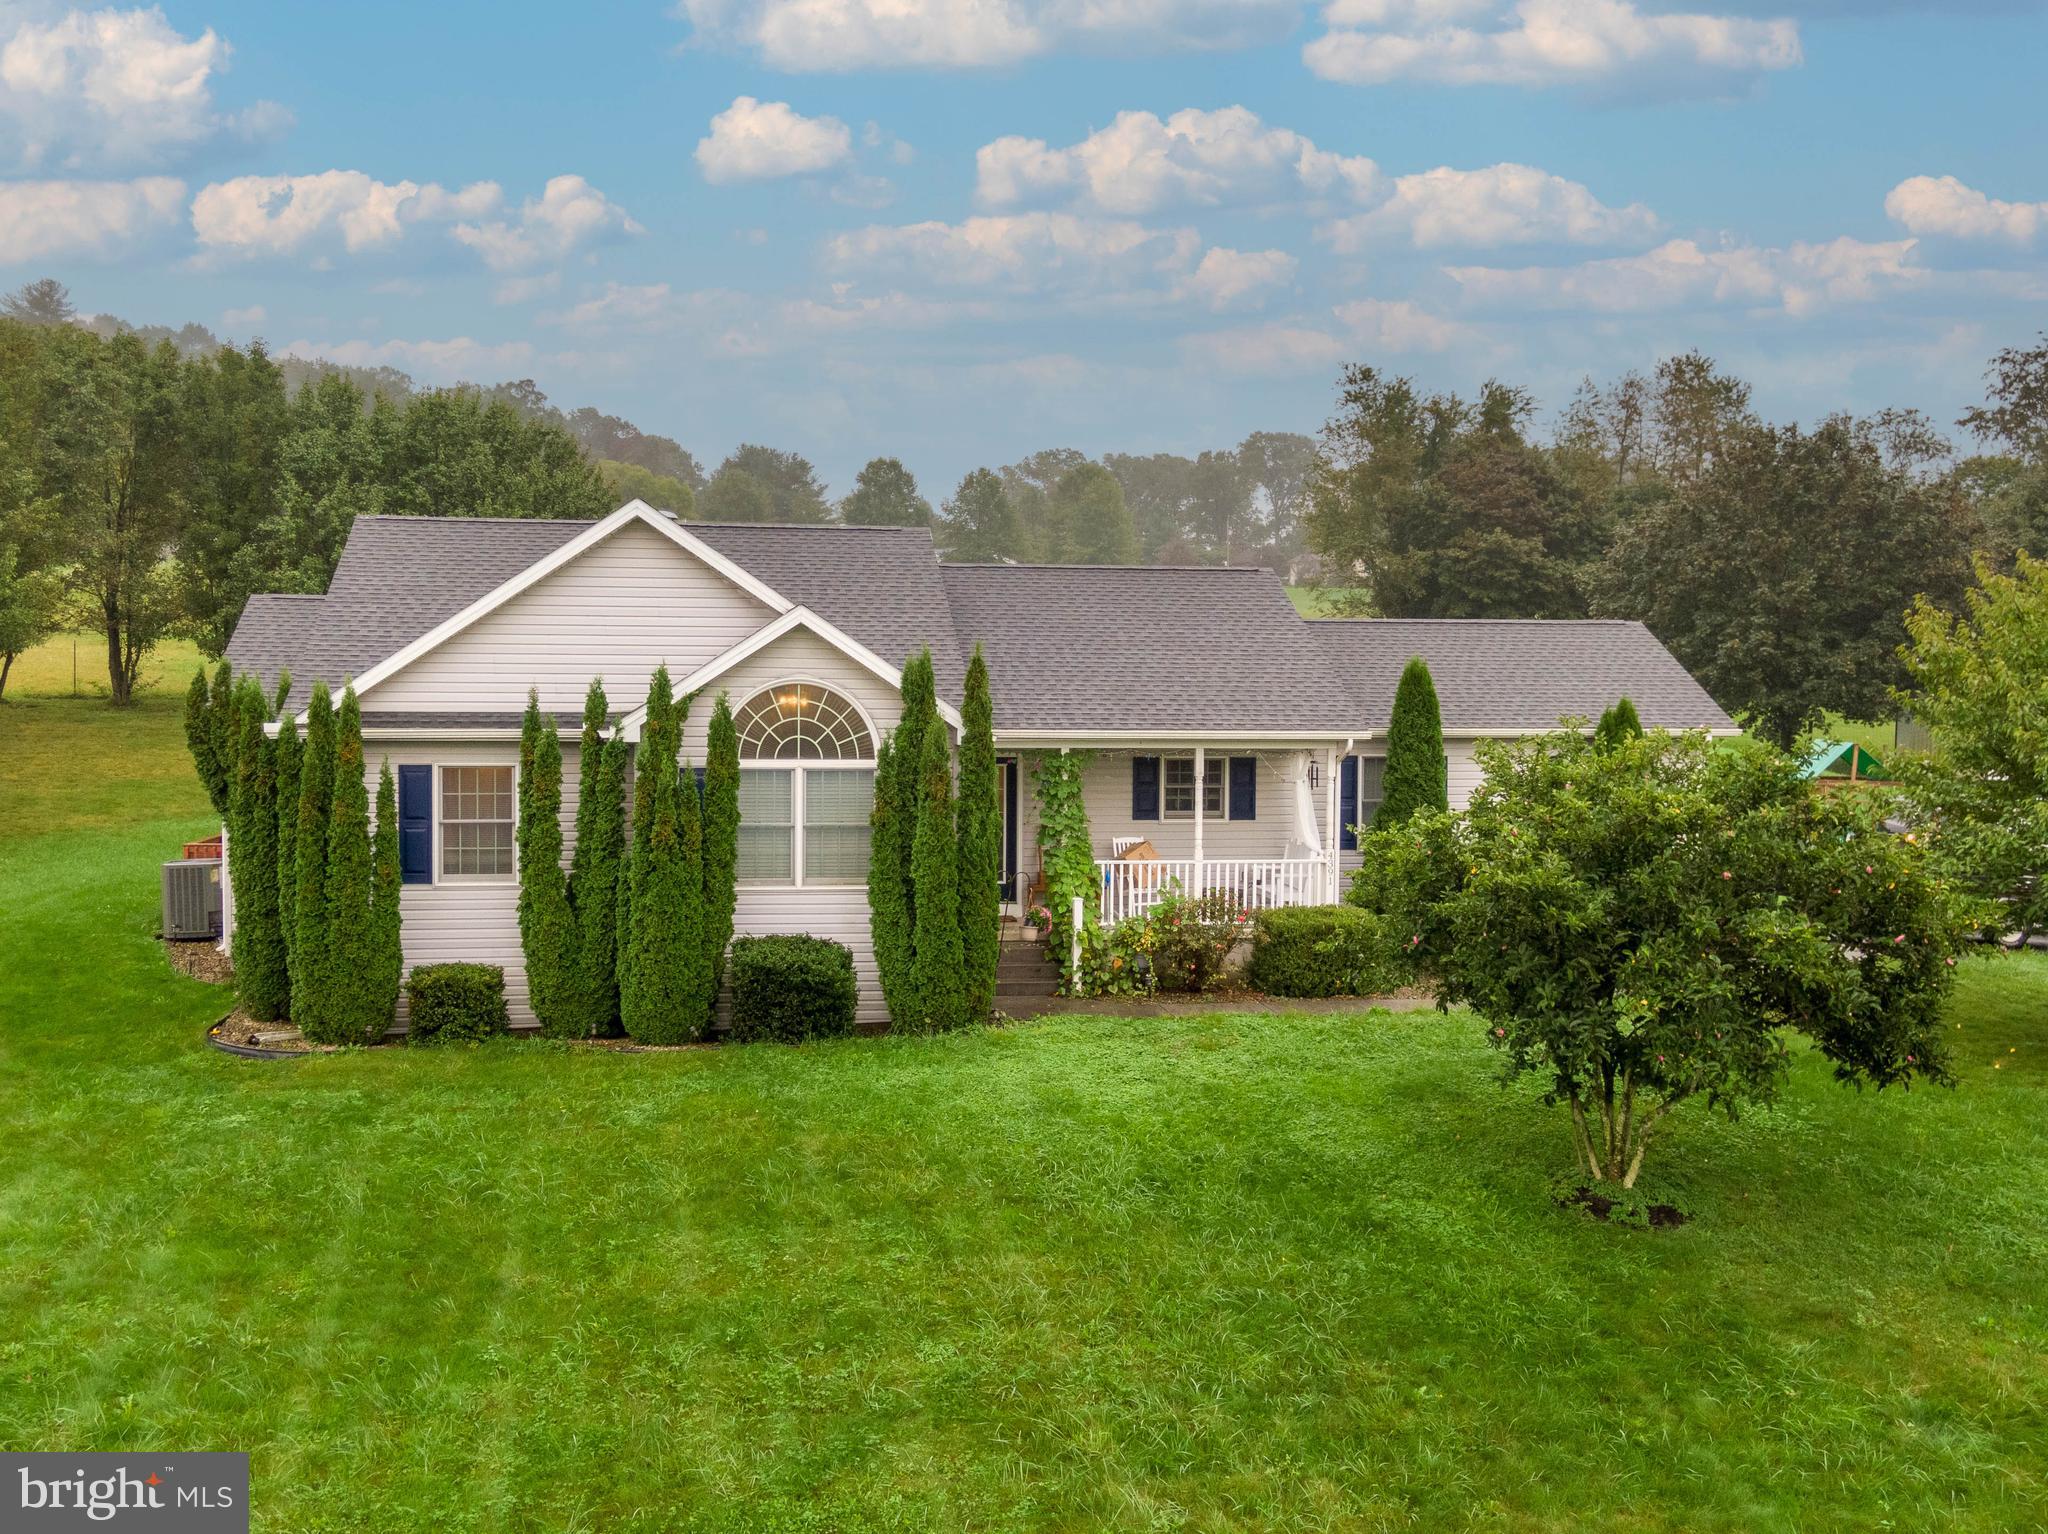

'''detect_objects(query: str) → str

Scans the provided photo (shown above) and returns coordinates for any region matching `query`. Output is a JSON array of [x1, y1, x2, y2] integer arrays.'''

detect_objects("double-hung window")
[[440, 764, 516, 880], [732, 683, 877, 888], [1161, 755, 1224, 820]]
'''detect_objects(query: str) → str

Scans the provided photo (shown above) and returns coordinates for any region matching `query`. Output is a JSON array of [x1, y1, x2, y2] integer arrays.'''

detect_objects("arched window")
[[734, 683, 874, 761], [732, 682, 877, 888]]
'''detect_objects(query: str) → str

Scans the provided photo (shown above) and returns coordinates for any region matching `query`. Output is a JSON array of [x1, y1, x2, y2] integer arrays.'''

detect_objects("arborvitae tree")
[[574, 733, 628, 1036], [271, 668, 292, 720], [292, 683, 337, 1036], [185, 667, 230, 818], [868, 730, 910, 1019], [314, 686, 386, 1045], [618, 667, 670, 1032], [207, 659, 235, 796], [956, 646, 1000, 1019], [908, 718, 966, 1031], [567, 678, 620, 1036], [702, 691, 741, 1002], [1378, 656, 1448, 828], [870, 648, 938, 1023], [622, 668, 709, 1042], [675, 739, 714, 1037], [229, 680, 289, 1019], [518, 689, 579, 1035], [1594, 696, 1645, 751], [273, 712, 301, 1009], [370, 760, 403, 1034]]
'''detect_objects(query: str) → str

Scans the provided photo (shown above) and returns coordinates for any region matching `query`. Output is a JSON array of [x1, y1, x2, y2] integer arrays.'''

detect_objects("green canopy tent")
[[1800, 739, 1892, 786]]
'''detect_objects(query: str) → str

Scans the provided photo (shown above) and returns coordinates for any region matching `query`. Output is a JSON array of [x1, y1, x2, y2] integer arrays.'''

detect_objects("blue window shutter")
[[1131, 755, 1160, 820], [1228, 756, 1255, 821], [1339, 756, 1359, 852], [398, 764, 432, 884]]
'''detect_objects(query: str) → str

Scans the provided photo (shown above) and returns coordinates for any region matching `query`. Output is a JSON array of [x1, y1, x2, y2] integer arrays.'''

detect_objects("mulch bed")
[[209, 1009, 333, 1054], [1560, 1184, 1689, 1229], [165, 939, 234, 985]]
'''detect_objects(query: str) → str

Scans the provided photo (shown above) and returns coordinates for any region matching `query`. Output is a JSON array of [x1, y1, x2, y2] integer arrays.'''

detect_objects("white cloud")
[[1885, 175, 2046, 246], [696, 95, 853, 183], [1171, 246, 1298, 308], [1305, 0, 1802, 91], [1184, 294, 1474, 375], [278, 335, 537, 381], [492, 273, 560, 305], [0, 5, 288, 170], [221, 302, 264, 327], [1320, 162, 1658, 249], [825, 212, 1204, 295], [1445, 234, 1924, 315], [674, 0, 1299, 71], [190, 171, 496, 258], [449, 174, 642, 270], [0, 174, 183, 262], [190, 171, 637, 270], [976, 106, 1380, 214]]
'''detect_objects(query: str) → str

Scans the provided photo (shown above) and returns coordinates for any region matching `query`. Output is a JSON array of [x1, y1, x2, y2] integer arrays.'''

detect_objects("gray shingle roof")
[[941, 563, 1350, 734], [1309, 618, 1733, 733], [226, 512, 1731, 739]]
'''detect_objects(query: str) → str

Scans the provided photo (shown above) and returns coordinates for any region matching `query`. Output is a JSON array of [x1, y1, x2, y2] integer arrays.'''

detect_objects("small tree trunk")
[[0, 650, 14, 701], [104, 602, 133, 707]]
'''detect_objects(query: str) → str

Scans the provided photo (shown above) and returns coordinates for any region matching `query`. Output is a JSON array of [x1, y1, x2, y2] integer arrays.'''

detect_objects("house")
[[225, 500, 1734, 1029]]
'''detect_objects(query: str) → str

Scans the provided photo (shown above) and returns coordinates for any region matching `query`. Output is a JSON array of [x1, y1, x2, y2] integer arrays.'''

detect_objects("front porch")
[[1004, 738, 1354, 924]]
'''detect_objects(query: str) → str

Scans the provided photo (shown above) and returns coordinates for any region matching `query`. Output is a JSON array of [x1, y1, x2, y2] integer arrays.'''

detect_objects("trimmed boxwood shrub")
[[407, 963, 509, 1045], [1248, 905, 1400, 998], [727, 935, 858, 1044]]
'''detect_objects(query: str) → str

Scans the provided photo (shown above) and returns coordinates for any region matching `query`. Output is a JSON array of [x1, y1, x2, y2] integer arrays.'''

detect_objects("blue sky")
[[4, 0, 2046, 494]]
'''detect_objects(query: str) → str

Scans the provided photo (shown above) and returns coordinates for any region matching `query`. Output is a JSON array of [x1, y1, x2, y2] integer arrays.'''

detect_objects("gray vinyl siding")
[[1010, 746, 1335, 895], [363, 738, 578, 1031], [363, 519, 776, 716], [1338, 737, 1488, 874], [686, 626, 905, 1030]]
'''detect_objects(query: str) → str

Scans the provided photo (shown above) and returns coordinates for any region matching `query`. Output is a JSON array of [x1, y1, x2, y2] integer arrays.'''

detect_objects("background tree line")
[[1302, 344, 2048, 744]]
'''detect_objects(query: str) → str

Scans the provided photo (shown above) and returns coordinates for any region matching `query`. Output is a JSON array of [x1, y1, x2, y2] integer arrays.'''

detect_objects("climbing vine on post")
[[1032, 749, 1097, 985]]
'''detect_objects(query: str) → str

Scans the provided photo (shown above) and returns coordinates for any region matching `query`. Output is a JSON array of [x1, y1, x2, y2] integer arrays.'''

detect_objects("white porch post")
[[1324, 745, 1340, 903], [1192, 744, 1205, 892]]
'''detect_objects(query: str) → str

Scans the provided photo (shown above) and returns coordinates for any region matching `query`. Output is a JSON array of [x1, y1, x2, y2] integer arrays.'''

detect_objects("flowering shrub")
[[1076, 916, 1156, 997], [1146, 890, 1252, 993]]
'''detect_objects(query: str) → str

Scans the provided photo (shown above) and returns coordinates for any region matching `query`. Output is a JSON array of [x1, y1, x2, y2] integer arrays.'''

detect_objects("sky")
[[3, 0, 2046, 495]]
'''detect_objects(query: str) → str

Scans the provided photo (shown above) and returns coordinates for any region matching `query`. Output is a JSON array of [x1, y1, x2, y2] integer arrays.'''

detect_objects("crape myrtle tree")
[[518, 689, 578, 1035], [1357, 729, 1967, 1188], [290, 683, 337, 1034], [1377, 657, 1447, 828], [908, 716, 967, 1031], [1896, 554, 2048, 941], [228, 678, 289, 1020], [955, 647, 1000, 1019]]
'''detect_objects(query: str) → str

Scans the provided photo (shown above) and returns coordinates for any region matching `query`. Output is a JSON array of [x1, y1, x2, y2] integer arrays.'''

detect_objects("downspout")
[[1328, 735, 1355, 903]]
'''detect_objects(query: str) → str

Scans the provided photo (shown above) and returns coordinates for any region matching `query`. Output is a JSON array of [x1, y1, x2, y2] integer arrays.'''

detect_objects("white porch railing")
[[1096, 857, 1324, 925]]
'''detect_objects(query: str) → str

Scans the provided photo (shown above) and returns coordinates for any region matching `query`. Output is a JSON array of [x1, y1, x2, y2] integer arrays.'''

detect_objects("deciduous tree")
[[1357, 729, 1966, 1188], [840, 456, 931, 526]]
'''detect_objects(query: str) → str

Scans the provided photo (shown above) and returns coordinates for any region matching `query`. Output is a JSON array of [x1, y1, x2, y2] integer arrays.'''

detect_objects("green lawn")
[[1, 683, 2044, 1532]]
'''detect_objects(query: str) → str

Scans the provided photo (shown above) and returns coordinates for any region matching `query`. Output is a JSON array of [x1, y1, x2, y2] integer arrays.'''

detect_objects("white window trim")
[[736, 760, 878, 891], [435, 762, 520, 886], [731, 676, 880, 762], [1161, 754, 1224, 822]]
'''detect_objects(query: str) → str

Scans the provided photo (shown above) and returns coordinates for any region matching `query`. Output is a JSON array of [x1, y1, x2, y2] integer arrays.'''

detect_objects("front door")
[[997, 757, 1020, 906]]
